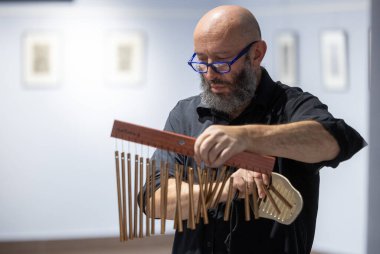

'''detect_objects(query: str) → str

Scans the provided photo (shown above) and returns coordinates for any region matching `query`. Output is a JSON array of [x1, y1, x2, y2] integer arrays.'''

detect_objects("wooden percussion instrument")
[[110, 120, 303, 242]]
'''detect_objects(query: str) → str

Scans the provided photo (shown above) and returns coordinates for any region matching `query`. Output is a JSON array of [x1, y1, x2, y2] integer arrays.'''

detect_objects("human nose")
[[203, 64, 220, 80]]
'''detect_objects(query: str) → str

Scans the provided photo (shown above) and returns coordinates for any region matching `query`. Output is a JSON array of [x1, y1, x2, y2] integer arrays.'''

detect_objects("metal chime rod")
[[164, 162, 169, 230], [174, 163, 183, 232], [187, 167, 196, 230], [223, 177, 234, 221], [127, 153, 133, 239], [151, 160, 156, 235], [212, 172, 230, 209], [160, 161, 166, 234], [121, 152, 128, 241], [251, 180, 259, 219], [114, 151, 123, 241], [206, 167, 226, 209], [203, 170, 209, 204], [196, 167, 208, 224], [134, 155, 138, 238], [145, 158, 151, 237], [195, 172, 202, 224], [206, 170, 216, 205], [244, 181, 251, 221], [139, 157, 144, 238]]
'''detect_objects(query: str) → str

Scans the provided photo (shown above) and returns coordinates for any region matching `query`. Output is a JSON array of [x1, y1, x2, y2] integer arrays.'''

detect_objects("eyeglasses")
[[187, 40, 258, 74]]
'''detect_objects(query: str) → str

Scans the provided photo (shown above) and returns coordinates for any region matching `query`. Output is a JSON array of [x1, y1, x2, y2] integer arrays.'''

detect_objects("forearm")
[[243, 120, 340, 163], [149, 179, 200, 220]]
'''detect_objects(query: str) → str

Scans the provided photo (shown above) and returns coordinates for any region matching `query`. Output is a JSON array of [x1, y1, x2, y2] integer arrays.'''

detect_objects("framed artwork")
[[275, 32, 298, 86], [320, 30, 348, 91], [106, 32, 145, 85], [23, 32, 61, 87]]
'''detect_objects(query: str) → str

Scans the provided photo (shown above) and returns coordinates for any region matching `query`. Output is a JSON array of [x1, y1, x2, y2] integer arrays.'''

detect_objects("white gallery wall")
[[0, 0, 369, 253]]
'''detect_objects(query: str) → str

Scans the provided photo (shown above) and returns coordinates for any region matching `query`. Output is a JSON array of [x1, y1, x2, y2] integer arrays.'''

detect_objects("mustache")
[[202, 76, 234, 87]]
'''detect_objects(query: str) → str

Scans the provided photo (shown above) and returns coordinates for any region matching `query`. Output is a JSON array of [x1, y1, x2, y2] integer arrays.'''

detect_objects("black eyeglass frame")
[[187, 40, 259, 74]]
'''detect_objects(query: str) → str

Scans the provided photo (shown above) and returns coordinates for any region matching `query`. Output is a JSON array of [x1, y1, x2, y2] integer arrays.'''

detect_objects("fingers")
[[194, 131, 210, 165], [231, 175, 244, 193], [262, 173, 270, 186], [194, 128, 226, 167], [194, 125, 244, 168], [231, 169, 270, 199], [231, 169, 254, 197], [254, 176, 266, 199], [207, 139, 229, 167], [211, 145, 234, 168]]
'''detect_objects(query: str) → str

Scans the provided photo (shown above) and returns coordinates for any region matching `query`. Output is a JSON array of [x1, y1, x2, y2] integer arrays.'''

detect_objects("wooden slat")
[[111, 120, 275, 174]]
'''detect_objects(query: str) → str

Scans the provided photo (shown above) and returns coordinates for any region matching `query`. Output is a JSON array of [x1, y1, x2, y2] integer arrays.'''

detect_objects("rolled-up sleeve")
[[284, 92, 367, 168]]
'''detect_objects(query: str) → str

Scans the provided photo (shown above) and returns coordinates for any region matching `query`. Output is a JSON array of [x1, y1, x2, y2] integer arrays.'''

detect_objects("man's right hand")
[[229, 168, 270, 199]]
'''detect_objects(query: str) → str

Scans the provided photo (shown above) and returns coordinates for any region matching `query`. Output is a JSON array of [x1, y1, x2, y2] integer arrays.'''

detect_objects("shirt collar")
[[251, 67, 278, 109]]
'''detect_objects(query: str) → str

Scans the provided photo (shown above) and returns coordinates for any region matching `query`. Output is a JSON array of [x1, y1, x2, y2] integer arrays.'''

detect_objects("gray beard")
[[200, 60, 257, 116]]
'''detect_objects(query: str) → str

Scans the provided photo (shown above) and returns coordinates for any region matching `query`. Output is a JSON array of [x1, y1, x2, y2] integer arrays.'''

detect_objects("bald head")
[[194, 5, 261, 49], [193, 5, 267, 99]]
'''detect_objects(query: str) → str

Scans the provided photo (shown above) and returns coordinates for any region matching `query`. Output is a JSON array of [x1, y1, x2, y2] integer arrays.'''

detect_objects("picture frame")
[[320, 30, 348, 91], [275, 32, 298, 86], [23, 32, 61, 88], [105, 32, 145, 85]]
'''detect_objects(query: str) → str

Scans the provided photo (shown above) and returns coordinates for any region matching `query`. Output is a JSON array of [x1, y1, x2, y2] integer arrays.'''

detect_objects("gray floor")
[[0, 234, 174, 254], [0, 235, 338, 254]]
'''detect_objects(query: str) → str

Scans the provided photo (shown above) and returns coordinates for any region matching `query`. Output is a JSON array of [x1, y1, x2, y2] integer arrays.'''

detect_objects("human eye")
[[194, 53, 208, 63]]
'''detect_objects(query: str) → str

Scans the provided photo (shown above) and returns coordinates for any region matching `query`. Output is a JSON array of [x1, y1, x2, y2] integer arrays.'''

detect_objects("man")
[[144, 5, 366, 254]]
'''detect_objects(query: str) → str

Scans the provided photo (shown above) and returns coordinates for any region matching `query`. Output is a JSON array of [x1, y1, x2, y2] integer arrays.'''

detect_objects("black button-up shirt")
[[146, 68, 366, 254]]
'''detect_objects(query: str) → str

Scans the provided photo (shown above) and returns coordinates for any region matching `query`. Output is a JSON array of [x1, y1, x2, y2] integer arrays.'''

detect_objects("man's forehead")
[[194, 42, 234, 57], [194, 36, 246, 55]]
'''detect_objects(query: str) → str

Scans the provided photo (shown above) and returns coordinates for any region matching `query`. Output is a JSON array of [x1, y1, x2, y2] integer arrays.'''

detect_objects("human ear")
[[251, 40, 267, 67]]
